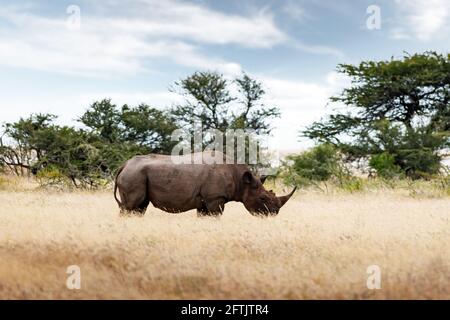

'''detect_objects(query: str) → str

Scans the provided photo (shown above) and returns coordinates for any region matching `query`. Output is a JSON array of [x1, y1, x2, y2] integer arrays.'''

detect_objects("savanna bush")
[[35, 166, 71, 189], [0, 175, 6, 189], [281, 144, 356, 191], [369, 152, 402, 179]]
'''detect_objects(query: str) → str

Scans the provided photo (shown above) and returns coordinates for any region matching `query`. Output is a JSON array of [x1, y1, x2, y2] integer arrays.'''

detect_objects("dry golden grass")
[[0, 177, 449, 299]]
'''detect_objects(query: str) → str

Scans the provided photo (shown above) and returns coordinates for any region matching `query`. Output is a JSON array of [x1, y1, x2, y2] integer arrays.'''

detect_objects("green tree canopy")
[[78, 99, 121, 143], [120, 104, 178, 153], [0, 113, 110, 186], [79, 99, 178, 154], [172, 71, 280, 136], [171, 71, 280, 168], [303, 52, 450, 178], [1, 100, 179, 187], [1, 70, 282, 186]]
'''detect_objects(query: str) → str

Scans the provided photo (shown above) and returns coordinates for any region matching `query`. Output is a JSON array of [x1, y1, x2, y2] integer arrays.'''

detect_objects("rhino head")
[[241, 172, 296, 216]]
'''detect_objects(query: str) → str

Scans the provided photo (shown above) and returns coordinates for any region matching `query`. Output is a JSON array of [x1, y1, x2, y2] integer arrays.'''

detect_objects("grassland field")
[[0, 175, 449, 299]]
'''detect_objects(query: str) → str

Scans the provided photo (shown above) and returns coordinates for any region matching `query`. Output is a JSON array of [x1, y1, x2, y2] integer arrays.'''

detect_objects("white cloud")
[[389, 28, 411, 40], [291, 41, 345, 59], [260, 71, 349, 151], [281, 0, 305, 21], [0, 0, 346, 77], [0, 0, 284, 76], [103, 0, 286, 48], [0, 90, 184, 127], [391, 0, 450, 41]]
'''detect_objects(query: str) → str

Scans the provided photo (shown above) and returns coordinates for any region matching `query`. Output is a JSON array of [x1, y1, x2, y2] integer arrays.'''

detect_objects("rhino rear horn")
[[278, 187, 297, 207], [260, 175, 269, 184]]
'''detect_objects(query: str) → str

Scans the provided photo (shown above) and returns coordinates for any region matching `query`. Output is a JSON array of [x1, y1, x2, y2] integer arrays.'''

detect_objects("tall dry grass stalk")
[[0, 178, 449, 299]]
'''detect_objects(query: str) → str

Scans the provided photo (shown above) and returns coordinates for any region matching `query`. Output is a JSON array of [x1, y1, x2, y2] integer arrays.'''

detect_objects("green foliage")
[[79, 99, 178, 153], [78, 99, 121, 143], [1, 101, 178, 188], [363, 121, 445, 178], [281, 144, 367, 193], [303, 52, 450, 178], [340, 176, 364, 193], [0, 113, 58, 175], [172, 71, 235, 132], [0, 70, 283, 188], [1, 116, 109, 188], [369, 152, 401, 178], [283, 144, 344, 187], [330, 52, 449, 129], [170, 71, 280, 170], [172, 71, 280, 143], [35, 165, 69, 188], [120, 104, 178, 153], [436, 167, 450, 196], [232, 73, 281, 135]]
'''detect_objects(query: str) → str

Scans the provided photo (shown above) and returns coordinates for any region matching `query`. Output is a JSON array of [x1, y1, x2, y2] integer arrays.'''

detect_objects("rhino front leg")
[[197, 198, 225, 217]]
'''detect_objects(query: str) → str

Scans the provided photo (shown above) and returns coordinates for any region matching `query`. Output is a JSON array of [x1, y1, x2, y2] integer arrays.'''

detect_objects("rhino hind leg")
[[120, 207, 146, 217], [120, 202, 148, 217], [119, 189, 150, 216]]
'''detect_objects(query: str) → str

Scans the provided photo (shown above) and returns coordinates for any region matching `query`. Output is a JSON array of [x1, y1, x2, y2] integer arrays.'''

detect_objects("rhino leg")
[[197, 198, 225, 217], [119, 207, 147, 217], [119, 189, 150, 216]]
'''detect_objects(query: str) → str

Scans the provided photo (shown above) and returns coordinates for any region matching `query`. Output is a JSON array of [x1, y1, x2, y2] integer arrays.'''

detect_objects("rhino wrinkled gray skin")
[[114, 151, 296, 216]]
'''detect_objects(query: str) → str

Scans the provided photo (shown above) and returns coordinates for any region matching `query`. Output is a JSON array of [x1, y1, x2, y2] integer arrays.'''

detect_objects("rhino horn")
[[278, 187, 297, 207], [260, 175, 270, 184]]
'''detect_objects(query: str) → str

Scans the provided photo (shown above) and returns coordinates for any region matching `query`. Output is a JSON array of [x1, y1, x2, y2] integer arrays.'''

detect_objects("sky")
[[0, 0, 449, 151]]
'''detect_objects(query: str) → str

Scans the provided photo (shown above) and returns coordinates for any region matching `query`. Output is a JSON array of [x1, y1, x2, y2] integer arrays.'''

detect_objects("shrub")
[[435, 167, 450, 196], [282, 144, 347, 189], [36, 166, 70, 188], [397, 127, 445, 179], [339, 176, 364, 193], [369, 152, 402, 178]]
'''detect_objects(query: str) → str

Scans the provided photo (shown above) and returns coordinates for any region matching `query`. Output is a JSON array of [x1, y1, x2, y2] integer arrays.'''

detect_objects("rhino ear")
[[243, 171, 256, 186]]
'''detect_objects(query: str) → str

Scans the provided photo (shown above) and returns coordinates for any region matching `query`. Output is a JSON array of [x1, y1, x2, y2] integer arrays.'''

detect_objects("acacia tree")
[[303, 52, 450, 178], [172, 72, 280, 133], [232, 73, 280, 134], [0, 113, 108, 186], [0, 114, 56, 175], [0, 100, 179, 187], [171, 71, 280, 165], [78, 99, 121, 143], [171, 71, 235, 132], [78, 99, 178, 154], [120, 104, 178, 153]]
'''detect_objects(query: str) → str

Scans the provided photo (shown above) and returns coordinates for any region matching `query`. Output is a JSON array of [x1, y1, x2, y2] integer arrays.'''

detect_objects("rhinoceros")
[[113, 151, 296, 216]]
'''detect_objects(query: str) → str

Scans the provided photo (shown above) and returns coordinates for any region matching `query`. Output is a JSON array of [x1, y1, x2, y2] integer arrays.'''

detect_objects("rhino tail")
[[114, 163, 126, 208]]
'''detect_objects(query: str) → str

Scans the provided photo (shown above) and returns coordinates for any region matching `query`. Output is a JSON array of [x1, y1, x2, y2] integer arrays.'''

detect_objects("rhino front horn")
[[278, 187, 297, 207]]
